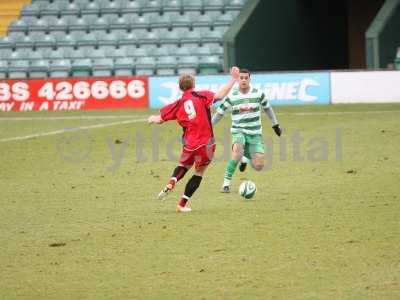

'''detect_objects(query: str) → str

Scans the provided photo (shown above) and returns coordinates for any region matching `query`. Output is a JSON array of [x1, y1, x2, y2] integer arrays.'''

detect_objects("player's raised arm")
[[214, 66, 240, 101]]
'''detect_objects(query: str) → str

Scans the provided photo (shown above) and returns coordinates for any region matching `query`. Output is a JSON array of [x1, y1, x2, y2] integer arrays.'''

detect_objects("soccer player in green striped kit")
[[212, 69, 282, 192]]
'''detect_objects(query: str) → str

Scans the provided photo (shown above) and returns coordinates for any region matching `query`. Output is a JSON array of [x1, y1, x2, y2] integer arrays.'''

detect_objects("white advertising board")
[[331, 71, 400, 103]]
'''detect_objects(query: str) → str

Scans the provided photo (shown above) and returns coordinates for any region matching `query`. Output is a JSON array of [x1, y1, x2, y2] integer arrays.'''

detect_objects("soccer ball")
[[239, 180, 257, 199]]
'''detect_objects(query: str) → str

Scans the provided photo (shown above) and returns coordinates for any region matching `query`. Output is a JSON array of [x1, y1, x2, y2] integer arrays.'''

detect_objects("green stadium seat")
[[180, 29, 201, 44], [117, 31, 139, 46], [92, 58, 114, 77], [9, 20, 29, 33], [15, 35, 35, 48], [184, 11, 201, 23], [225, 0, 246, 11], [149, 13, 171, 29], [76, 32, 98, 48], [153, 46, 170, 57], [48, 48, 65, 60], [163, 0, 182, 12], [21, 4, 41, 17], [105, 48, 126, 59], [124, 0, 142, 14], [0, 49, 12, 60], [90, 16, 109, 31], [166, 12, 191, 28], [114, 57, 135, 76], [35, 34, 56, 48], [192, 13, 214, 27], [54, 32, 76, 47], [156, 56, 177, 75], [177, 55, 198, 75], [176, 46, 192, 57], [74, 0, 91, 10], [135, 56, 156, 75], [63, 47, 85, 59], [198, 56, 221, 75], [71, 58, 92, 77], [82, 1, 101, 14], [203, 0, 225, 11], [29, 60, 49, 78], [142, 0, 163, 13], [214, 10, 239, 26], [87, 48, 106, 59], [0, 61, 7, 79], [101, 0, 121, 14], [69, 17, 90, 31], [125, 46, 148, 57], [49, 59, 71, 78], [132, 14, 151, 29], [182, 0, 203, 12], [8, 60, 29, 79], [0, 37, 14, 49]]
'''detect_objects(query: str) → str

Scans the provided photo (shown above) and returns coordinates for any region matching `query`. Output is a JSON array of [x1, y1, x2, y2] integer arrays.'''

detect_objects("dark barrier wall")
[[236, 0, 349, 71], [379, 3, 400, 68], [347, 0, 385, 69]]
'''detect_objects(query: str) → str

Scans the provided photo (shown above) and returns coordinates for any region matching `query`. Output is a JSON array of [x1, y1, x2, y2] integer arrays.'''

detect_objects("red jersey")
[[160, 89, 215, 151]]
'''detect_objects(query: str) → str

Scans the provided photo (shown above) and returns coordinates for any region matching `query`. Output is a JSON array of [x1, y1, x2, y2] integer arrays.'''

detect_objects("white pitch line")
[[0, 115, 148, 121], [1, 110, 400, 121], [280, 110, 400, 116], [0, 118, 148, 143]]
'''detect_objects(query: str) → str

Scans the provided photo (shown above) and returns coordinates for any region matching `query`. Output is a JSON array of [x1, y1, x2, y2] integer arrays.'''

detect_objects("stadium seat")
[[135, 56, 156, 75], [214, 10, 240, 26], [149, 13, 171, 29], [225, 0, 247, 11], [198, 56, 221, 74], [71, 58, 92, 77], [49, 59, 71, 78], [163, 0, 182, 12], [36, 34, 56, 49], [8, 60, 29, 79], [182, 0, 203, 12], [110, 13, 138, 30], [132, 14, 151, 29], [166, 11, 191, 28], [0, 36, 15, 49], [192, 13, 214, 27], [105, 47, 126, 59], [29, 59, 49, 78], [21, 3, 41, 17], [203, 0, 225, 11], [180, 29, 200, 44], [114, 57, 135, 76], [142, 0, 163, 13], [156, 56, 177, 75], [8, 19, 29, 33], [0, 49, 12, 60], [124, 0, 142, 14], [92, 58, 114, 77], [177, 55, 198, 75], [0, 61, 7, 79], [125, 46, 147, 57], [152, 46, 170, 57]]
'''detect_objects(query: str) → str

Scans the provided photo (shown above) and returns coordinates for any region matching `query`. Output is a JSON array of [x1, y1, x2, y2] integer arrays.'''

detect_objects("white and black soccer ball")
[[239, 180, 257, 199]]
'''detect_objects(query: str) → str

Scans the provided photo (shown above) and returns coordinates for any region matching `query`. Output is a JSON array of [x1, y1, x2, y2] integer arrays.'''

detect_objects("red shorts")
[[179, 144, 216, 170]]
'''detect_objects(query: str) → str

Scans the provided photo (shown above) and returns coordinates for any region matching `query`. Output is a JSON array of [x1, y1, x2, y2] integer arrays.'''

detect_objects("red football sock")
[[178, 197, 189, 207]]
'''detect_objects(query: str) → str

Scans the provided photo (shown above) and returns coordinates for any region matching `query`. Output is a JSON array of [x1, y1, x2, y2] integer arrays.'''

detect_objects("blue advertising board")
[[149, 72, 331, 108]]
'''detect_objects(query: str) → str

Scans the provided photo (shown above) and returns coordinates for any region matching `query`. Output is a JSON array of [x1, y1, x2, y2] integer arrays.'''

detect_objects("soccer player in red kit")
[[148, 67, 239, 212]]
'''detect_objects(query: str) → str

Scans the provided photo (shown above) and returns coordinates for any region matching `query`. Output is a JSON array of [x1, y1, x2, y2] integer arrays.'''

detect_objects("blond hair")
[[179, 74, 195, 91]]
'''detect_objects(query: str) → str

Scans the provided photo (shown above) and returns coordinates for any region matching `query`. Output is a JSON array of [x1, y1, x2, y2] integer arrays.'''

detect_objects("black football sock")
[[171, 165, 188, 182], [183, 175, 203, 199]]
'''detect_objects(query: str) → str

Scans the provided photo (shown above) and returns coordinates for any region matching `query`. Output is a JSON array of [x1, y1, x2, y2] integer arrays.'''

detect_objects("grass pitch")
[[0, 104, 399, 299]]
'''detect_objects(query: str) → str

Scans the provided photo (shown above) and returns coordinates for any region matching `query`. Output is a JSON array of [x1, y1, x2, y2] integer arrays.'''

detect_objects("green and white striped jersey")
[[216, 86, 270, 135]]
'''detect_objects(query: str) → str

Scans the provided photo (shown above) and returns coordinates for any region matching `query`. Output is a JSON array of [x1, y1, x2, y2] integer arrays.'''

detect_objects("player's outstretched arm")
[[211, 113, 223, 125], [214, 66, 240, 101], [148, 115, 164, 125], [263, 107, 282, 136]]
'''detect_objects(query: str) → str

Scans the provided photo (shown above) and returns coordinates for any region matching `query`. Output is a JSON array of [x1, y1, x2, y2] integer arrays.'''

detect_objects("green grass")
[[0, 104, 399, 299]]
